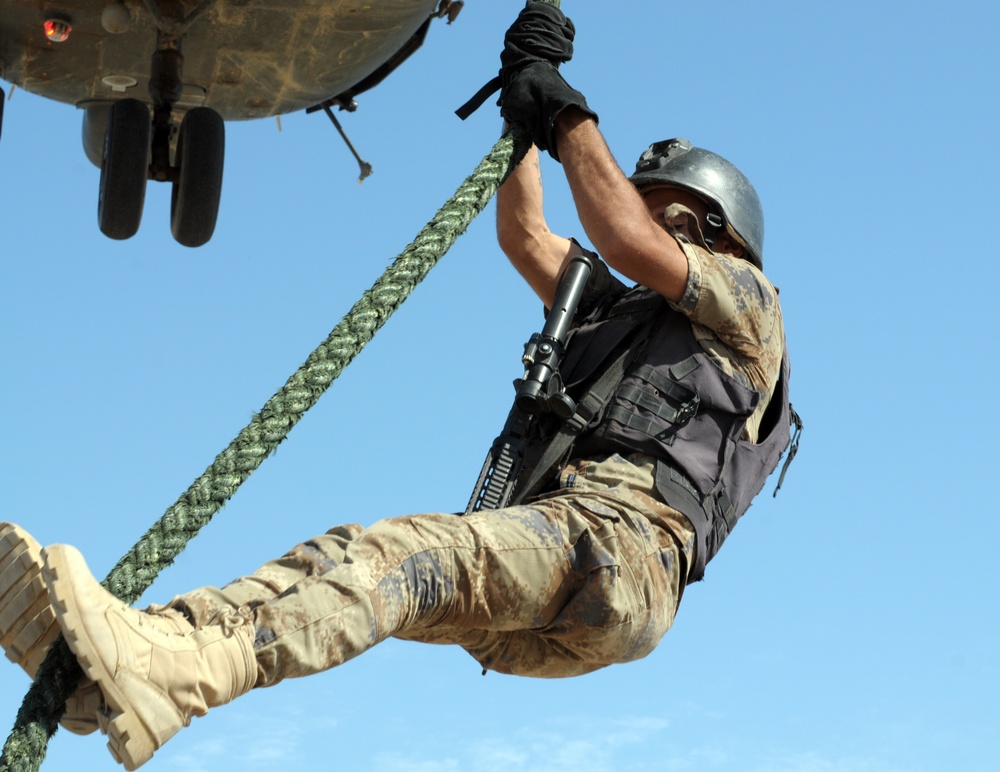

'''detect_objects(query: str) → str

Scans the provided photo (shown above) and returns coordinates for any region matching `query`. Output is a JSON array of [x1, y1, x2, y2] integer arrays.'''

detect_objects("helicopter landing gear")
[[98, 98, 150, 240], [170, 106, 224, 247], [95, 42, 225, 246]]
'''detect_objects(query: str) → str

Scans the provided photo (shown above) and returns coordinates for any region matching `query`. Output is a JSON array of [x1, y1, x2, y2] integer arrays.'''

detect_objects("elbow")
[[497, 230, 530, 265], [495, 218, 519, 259], [496, 212, 542, 264]]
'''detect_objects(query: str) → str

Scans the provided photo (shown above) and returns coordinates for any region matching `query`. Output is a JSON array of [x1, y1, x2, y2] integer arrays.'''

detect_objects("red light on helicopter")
[[44, 19, 72, 43]]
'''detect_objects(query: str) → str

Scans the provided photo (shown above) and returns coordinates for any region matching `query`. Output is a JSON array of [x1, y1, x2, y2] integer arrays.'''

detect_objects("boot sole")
[[42, 544, 158, 771], [0, 522, 61, 676]]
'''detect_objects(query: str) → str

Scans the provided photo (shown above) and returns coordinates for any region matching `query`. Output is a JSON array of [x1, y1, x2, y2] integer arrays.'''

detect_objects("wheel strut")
[[95, 9, 225, 246], [148, 46, 184, 183]]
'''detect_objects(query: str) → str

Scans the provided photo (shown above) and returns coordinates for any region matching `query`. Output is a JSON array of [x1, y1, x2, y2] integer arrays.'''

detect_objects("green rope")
[[0, 124, 533, 772], [2, 0, 562, 765]]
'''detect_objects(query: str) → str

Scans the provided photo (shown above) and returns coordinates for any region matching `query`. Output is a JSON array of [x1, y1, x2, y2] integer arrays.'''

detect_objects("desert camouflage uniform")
[[159, 221, 782, 685], [165, 455, 692, 682], [666, 205, 784, 442]]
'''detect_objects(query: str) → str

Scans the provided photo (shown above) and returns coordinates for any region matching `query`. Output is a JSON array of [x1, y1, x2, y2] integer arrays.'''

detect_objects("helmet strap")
[[703, 212, 723, 248]]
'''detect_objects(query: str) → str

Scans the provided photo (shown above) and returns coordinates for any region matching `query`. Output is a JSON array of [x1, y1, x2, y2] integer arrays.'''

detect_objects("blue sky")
[[2, 1, 998, 770]]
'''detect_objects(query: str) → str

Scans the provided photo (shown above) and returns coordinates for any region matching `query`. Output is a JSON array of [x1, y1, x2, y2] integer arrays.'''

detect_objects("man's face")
[[640, 185, 711, 240], [640, 185, 745, 259]]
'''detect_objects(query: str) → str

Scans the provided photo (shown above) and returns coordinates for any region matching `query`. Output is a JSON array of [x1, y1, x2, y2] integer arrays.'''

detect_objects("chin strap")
[[703, 212, 723, 248]]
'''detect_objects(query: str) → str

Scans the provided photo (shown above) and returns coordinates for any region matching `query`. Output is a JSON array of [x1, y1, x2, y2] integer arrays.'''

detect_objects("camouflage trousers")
[[160, 459, 694, 683]]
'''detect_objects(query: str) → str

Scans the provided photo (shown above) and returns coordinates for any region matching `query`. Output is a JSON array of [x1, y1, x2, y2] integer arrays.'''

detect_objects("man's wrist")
[[552, 106, 598, 159]]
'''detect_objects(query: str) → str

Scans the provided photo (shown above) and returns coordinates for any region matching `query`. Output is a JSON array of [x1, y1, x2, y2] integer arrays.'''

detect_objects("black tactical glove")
[[455, 1, 577, 121], [500, 1, 576, 75], [499, 61, 598, 161]]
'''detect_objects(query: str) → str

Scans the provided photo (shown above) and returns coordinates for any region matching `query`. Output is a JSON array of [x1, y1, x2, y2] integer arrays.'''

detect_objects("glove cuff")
[[501, 62, 598, 162]]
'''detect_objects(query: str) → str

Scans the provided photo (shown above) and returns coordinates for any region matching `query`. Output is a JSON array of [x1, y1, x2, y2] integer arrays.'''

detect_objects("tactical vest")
[[551, 284, 793, 582]]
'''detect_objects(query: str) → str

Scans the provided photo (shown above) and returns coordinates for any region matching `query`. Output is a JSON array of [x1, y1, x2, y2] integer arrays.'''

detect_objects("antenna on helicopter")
[[307, 97, 373, 184]]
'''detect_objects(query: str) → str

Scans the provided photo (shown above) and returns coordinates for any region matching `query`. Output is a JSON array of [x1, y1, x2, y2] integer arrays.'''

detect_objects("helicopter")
[[0, 0, 465, 247]]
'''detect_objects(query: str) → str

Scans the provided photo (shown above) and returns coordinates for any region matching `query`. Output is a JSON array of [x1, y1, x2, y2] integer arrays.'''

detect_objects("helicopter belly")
[[0, 0, 442, 119]]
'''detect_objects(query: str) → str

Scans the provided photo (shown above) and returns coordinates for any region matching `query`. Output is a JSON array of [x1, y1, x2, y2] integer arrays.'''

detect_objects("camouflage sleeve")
[[671, 240, 780, 362]]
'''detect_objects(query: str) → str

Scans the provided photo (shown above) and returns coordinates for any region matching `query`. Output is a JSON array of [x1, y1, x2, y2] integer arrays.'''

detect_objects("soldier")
[[0, 3, 794, 769]]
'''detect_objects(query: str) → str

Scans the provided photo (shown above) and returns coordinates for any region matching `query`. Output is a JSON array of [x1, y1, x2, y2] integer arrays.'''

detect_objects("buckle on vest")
[[675, 394, 700, 425], [716, 487, 737, 531]]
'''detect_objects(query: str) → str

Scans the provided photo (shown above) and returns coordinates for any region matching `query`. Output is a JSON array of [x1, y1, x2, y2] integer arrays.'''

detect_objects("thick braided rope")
[[0, 124, 534, 772]]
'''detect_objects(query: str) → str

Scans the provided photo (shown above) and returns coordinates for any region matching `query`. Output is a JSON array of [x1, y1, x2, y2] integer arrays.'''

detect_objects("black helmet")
[[629, 138, 765, 269]]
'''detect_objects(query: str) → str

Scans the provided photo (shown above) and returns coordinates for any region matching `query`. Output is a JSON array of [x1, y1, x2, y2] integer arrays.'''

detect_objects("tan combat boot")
[[0, 522, 190, 735], [42, 542, 257, 771], [1, 522, 59, 677]]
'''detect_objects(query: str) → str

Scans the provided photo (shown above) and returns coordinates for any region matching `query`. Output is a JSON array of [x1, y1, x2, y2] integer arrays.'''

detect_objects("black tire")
[[170, 107, 225, 248], [98, 98, 150, 240]]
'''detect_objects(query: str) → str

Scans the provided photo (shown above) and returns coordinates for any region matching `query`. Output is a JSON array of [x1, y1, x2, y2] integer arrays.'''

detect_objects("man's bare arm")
[[553, 110, 690, 303], [496, 141, 581, 307]]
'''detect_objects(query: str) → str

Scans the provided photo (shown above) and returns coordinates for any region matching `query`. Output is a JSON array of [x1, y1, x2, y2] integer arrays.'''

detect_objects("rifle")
[[465, 254, 594, 513]]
